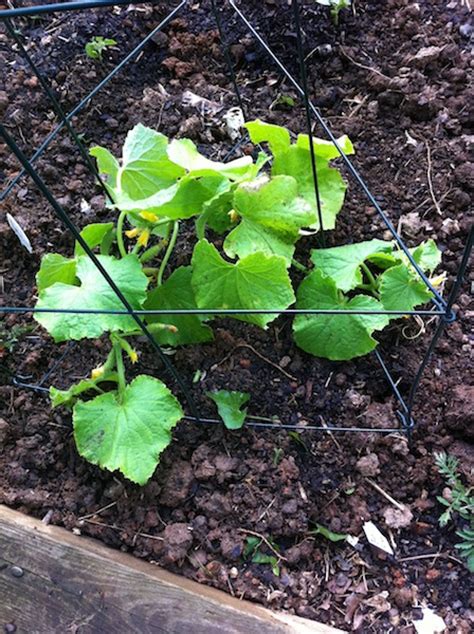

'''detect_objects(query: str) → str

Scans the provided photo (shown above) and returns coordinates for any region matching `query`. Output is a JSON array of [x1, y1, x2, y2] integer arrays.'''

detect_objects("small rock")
[[279, 355, 291, 368], [410, 46, 443, 68], [382, 505, 413, 529], [0, 417, 10, 447], [10, 566, 24, 578], [163, 522, 193, 563], [105, 117, 119, 129], [356, 453, 380, 477], [459, 23, 473, 39], [0, 90, 9, 115], [281, 499, 298, 515], [220, 534, 243, 560], [160, 461, 194, 507]]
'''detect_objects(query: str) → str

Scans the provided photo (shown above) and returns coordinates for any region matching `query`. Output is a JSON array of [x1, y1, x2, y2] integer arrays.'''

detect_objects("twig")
[[425, 141, 442, 215], [365, 478, 405, 511], [237, 528, 287, 561], [398, 552, 464, 565], [78, 501, 117, 521], [256, 497, 276, 523], [212, 343, 297, 381], [339, 47, 391, 80]]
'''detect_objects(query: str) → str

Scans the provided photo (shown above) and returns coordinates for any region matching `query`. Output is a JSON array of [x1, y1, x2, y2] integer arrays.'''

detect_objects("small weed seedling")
[[33, 120, 443, 485], [435, 452, 474, 572], [85, 36, 117, 61], [314, 0, 351, 25], [244, 536, 281, 576]]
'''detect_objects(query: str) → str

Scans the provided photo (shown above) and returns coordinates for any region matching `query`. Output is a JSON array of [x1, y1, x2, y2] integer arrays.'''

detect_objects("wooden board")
[[0, 505, 345, 634]]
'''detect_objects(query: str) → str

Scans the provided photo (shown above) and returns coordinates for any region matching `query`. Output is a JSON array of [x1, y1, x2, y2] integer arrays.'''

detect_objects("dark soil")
[[1, 1, 473, 632]]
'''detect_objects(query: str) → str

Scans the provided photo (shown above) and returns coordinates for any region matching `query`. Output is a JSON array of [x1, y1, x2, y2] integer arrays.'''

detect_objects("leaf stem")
[[361, 262, 378, 294], [292, 258, 308, 273], [157, 221, 179, 286], [113, 339, 126, 398], [116, 210, 128, 258]]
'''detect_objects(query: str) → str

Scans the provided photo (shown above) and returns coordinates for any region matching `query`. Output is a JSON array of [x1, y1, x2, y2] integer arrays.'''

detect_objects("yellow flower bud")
[[228, 209, 239, 223], [129, 350, 138, 364], [137, 229, 150, 247], [140, 211, 159, 223], [125, 228, 139, 239], [91, 365, 105, 379]]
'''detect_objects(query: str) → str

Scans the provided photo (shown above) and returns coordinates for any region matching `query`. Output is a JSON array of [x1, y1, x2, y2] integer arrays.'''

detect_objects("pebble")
[[10, 566, 24, 578]]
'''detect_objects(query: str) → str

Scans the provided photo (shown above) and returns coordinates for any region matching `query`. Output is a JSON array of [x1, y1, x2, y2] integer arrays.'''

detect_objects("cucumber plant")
[[33, 120, 442, 484]]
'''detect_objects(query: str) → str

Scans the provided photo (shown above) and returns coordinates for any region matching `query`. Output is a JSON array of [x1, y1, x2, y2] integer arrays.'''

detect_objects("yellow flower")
[[228, 209, 239, 223], [91, 365, 105, 379], [125, 228, 139, 239], [137, 229, 150, 247], [140, 211, 159, 223], [129, 349, 138, 364], [430, 272, 446, 289]]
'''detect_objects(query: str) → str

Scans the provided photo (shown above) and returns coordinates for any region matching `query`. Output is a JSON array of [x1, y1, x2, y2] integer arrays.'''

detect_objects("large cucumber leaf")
[[379, 263, 433, 312], [224, 175, 315, 265], [73, 375, 183, 484], [35, 255, 148, 341], [293, 270, 388, 360], [191, 239, 295, 329], [311, 239, 393, 292]]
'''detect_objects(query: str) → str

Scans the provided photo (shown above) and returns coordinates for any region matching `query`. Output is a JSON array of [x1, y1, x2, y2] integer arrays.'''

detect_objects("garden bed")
[[0, 1, 473, 632]]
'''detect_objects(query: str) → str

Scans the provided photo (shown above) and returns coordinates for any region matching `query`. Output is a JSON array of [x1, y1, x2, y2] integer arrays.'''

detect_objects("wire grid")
[[0, 0, 471, 439]]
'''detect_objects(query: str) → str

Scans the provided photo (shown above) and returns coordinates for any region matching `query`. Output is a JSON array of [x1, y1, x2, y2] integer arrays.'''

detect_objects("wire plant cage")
[[0, 0, 472, 442]]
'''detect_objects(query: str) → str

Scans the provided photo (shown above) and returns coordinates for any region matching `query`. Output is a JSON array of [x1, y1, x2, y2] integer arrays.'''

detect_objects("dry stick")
[[256, 497, 276, 523], [425, 141, 443, 215], [237, 528, 288, 561], [77, 501, 117, 521], [211, 343, 297, 382], [398, 552, 464, 565], [339, 47, 391, 80], [82, 518, 164, 541], [365, 478, 405, 511]]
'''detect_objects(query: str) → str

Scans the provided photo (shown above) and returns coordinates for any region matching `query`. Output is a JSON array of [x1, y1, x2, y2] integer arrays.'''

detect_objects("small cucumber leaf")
[[167, 137, 254, 181], [224, 175, 315, 265], [36, 253, 77, 292], [75, 222, 115, 256], [311, 239, 393, 292], [245, 119, 291, 156], [119, 124, 185, 199], [293, 270, 389, 360], [144, 266, 214, 346], [296, 133, 354, 160], [379, 263, 432, 312], [73, 375, 183, 485], [207, 389, 250, 430], [191, 240, 295, 329], [35, 255, 148, 342], [412, 239, 442, 273], [273, 146, 347, 230], [311, 524, 349, 542]]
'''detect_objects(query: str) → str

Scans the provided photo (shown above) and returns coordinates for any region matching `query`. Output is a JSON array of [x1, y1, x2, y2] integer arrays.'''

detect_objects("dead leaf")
[[363, 590, 391, 614], [383, 505, 414, 529]]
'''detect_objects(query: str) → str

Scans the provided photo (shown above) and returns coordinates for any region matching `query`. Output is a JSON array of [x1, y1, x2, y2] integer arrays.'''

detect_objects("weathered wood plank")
[[0, 505, 345, 634]]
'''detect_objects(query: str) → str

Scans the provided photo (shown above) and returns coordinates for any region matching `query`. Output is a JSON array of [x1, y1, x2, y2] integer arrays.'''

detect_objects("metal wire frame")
[[0, 0, 471, 438]]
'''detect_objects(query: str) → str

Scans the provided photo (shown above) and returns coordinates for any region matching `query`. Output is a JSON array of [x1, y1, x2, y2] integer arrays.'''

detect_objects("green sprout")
[[85, 36, 117, 61]]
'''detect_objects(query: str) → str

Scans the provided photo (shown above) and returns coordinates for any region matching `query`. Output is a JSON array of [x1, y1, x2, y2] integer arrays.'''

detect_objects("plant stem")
[[113, 340, 126, 398], [116, 210, 127, 258], [361, 262, 378, 295], [292, 258, 308, 273], [140, 241, 166, 264], [157, 221, 179, 286]]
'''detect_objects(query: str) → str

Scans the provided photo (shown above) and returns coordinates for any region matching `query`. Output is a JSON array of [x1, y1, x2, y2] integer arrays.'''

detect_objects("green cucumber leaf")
[[196, 186, 234, 239], [379, 263, 432, 312], [412, 239, 442, 273], [245, 119, 291, 156], [191, 240, 295, 329], [296, 133, 354, 160], [311, 239, 393, 292], [293, 270, 389, 360], [118, 124, 185, 199], [207, 389, 250, 430], [73, 375, 183, 485], [311, 524, 349, 542], [75, 222, 115, 256], [35, 255, 148, 342], [144, 266, 214, 346], [273, 146, 347, 230], [225, 175, 315, 265], [36, 254, 77, 292], [114, 174, 229, 221], [167, 138, 254, 180], [90, 146, 119, 189]]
